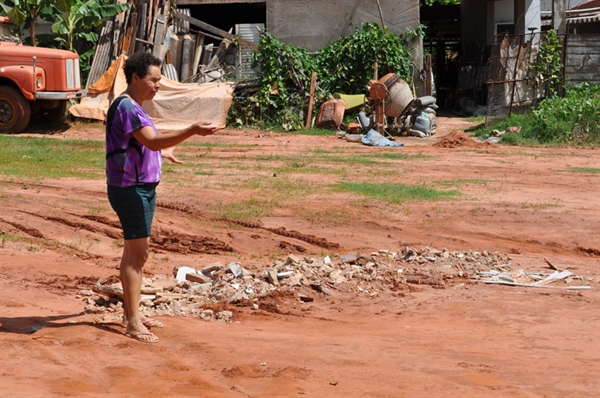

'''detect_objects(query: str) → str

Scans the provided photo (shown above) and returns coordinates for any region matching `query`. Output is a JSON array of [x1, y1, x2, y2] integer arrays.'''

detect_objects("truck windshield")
[[0, 21, 19, 43]]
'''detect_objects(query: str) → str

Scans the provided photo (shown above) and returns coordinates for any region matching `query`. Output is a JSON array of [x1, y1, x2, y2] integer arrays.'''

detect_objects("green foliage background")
[[475, 83, 600, 146], [229, 23, 417, 131]]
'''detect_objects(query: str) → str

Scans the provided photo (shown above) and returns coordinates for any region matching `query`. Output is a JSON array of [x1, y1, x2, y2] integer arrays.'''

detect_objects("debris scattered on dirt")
[[434, 130, 493, 149], [84, 246, 593, 323], [476, 269, 590, 290]]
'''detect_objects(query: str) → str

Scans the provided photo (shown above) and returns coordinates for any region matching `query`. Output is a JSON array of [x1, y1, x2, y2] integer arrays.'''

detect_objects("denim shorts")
[[107, 182, 159, 240]]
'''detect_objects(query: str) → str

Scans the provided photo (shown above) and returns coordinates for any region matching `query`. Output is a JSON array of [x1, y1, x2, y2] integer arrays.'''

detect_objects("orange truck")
[[0, 16, 85, 132]]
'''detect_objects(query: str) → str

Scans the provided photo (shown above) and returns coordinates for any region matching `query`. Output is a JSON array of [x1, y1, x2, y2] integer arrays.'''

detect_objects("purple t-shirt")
[[105, 97, 162, 188]]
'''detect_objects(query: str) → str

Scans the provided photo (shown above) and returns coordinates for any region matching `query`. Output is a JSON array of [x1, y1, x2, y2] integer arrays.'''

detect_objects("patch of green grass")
[[333, 182, 460, 204], [569, 167, 600, 174], [432, 179, 489, 188], [256, 154, 285, 162], [278, 127, 335, 136], [182, 141, 254, 149], [297, 208, 353, 226], [325, 155, 385, 165], [271, 176, 318, 197], [193, 170, 215, 176], [0, 136, 104, 179], [520, 199, 562, 210], [364, 152, 431, 160], [217, 199, 272, 221]]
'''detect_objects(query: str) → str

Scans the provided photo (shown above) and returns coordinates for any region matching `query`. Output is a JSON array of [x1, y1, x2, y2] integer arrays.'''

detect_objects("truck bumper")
[[35, 89, 86, 100]]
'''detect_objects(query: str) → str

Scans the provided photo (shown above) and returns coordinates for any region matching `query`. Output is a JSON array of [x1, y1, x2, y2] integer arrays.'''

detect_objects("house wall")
[[565, 33, 600, 85], [265, 0, 419, 51], [180, 0, 419, 52], [180, 0, 423, 90]]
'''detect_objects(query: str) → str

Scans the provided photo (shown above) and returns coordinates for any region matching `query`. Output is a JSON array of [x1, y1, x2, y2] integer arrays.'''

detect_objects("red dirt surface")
[[1, 116, 599, 397]]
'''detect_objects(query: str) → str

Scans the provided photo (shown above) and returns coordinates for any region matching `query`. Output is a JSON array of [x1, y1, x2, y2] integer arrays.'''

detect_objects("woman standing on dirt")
[[106, 51, 219, 343]]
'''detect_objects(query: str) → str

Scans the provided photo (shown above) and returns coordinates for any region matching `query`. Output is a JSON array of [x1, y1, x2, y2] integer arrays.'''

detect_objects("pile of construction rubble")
[[84, 247, 504, 320], [84, 247, 591, 322]]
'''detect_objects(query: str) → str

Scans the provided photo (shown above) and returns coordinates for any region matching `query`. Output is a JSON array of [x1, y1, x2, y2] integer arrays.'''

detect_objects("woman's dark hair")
[[123, 52, 162, 85]]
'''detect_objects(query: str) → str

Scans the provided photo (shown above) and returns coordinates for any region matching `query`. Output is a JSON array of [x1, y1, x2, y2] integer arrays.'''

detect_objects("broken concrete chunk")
[[286, 254, 301, 265], [228, 262, 243, 278], [141, 286, 162, 294], [175, 266, 196, 282], [217, 310, 233, 322], [298, 294, 314, 302], [340, 254, 357, 264], [186, 272, 212, 284], [267, 269, 279, 286], [199, 309, 214, 321], [201, 262, 223, 274], [92, 284, 124, 298]]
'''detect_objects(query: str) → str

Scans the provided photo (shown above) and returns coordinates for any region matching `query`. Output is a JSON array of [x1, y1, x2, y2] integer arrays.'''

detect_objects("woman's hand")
[[189, 122, 221, 136], [161, 146, 184, 164]]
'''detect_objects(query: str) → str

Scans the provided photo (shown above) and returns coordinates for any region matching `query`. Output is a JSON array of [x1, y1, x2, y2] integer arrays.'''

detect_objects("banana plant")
[[50, 0, 130, 52], [0, 0, 54, 45]]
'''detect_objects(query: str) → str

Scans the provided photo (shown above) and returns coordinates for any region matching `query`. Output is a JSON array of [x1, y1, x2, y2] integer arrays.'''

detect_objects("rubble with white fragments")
[[83, 246, 591, 323]]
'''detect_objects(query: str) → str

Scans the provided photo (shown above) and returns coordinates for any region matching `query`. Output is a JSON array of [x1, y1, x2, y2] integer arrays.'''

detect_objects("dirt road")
[[1, 117, 598, 397]]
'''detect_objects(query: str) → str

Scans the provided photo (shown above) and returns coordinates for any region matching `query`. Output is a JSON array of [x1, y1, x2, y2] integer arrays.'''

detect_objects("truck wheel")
[[0, 86, 31, 133], [45, 101, 68, 123]]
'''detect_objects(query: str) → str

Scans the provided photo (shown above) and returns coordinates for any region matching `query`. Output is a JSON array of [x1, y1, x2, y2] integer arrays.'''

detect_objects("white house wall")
[[266, 0, 419, 52]]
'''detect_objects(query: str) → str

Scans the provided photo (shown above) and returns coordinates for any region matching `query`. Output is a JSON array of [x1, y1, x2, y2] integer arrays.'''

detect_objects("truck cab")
[[0, 16, 86, 132]]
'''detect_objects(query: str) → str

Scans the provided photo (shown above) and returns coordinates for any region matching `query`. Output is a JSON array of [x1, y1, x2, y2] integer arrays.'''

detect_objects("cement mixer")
[[366, 73, 438, 137]]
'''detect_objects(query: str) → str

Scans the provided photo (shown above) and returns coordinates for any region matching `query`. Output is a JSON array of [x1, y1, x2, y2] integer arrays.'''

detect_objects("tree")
[[0, 1, 54, 45], [50, 0, 130, 53]]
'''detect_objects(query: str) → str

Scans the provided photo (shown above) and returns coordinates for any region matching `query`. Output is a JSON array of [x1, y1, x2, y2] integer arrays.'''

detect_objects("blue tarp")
[[361, 129, 404, 147]]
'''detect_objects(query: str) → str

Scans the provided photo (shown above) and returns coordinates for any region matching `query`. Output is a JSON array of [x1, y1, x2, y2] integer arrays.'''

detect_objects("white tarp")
[[70, 55, 234, 130]]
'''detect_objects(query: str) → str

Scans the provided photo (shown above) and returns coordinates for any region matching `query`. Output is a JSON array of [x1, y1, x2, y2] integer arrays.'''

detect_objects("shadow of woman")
[[0, 311, 124, 337]]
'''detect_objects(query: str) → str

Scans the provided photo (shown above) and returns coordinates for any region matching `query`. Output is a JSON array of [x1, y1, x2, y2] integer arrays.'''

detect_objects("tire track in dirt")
[[0, 217, 45, 238], [157, 201, 340, 250], [23, 211, 122, 240], [82, 213, 234, 255], [0, 216, 101, 260]]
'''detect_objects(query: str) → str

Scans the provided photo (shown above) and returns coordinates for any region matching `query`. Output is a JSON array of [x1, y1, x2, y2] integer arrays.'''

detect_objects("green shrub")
[[474, 83, 600, 146], [229, 23, 417, 130], [531, 83, 600, 144]]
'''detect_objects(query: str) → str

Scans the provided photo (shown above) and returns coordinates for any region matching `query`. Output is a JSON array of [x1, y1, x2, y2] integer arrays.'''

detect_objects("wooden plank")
[[117, 7, 131, 55], [152, 14, 166, 58], [135, 1, 147, 53], [305, 72, 318, 129], [206, 39, 231, 70], [127, 12, 138, 55], [180, 34, 194, 82], [192, 34, 205, 76], [87, 21, 114, 88], [425, 54, 432, 96], [174, 11, 257, 50]]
